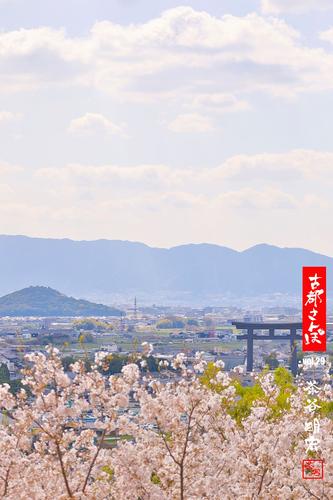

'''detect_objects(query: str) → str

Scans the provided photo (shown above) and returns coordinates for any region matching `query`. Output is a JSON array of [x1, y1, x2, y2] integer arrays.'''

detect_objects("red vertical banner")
[[302, 267, 326, 352]]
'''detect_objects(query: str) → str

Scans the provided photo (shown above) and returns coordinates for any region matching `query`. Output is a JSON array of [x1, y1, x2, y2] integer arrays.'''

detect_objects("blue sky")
[[0, 0, 333, 254]]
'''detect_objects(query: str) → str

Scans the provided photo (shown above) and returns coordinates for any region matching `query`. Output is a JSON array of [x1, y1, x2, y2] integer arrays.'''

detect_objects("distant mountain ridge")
[[0, 286, 123, 317], [0, 235, 331, 300]]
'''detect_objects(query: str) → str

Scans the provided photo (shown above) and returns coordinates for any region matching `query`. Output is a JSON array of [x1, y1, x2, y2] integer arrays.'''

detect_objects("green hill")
[[0, 286, 123, 317]]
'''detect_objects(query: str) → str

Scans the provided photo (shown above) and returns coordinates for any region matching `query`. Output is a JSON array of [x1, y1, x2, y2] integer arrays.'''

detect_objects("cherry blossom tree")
[[0, 347, 332, 499]]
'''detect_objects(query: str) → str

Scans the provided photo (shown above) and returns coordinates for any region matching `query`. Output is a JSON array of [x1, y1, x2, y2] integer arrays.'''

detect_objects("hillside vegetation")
[[0, 286, 123, 317]]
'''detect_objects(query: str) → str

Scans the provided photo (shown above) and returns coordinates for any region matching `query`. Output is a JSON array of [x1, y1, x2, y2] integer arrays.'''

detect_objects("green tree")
[[0, 363, 10, 384], [73, 318, 113, 332], [83, 333, 94, 343], [143, 356, 158, 372], [101, 355, 127, 375], [9, 379, 23, 395], [62, 355, 91, 372], [201, 363, 296, 425], [156, 317, 186, 329], [263, 352, 279, 370], [62, 355, 76, 371]]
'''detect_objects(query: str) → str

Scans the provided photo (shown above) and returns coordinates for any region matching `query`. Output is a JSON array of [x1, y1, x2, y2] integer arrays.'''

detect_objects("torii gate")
[[232, 321, 302, 376]]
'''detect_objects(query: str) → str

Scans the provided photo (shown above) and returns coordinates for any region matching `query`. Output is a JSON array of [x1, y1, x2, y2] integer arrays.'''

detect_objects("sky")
[[1, 0, 333, 255]]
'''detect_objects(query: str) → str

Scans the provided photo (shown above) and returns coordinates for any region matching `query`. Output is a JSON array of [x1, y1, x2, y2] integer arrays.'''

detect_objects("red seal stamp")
[[302, 459, 324, 479]]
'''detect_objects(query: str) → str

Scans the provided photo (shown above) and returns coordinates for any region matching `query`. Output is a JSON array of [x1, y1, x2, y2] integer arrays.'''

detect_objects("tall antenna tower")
[[134, 296, 137, 321]]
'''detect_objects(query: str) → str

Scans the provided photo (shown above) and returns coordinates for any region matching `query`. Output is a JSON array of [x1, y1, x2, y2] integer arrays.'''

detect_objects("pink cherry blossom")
[[0, 347, 331, 499]]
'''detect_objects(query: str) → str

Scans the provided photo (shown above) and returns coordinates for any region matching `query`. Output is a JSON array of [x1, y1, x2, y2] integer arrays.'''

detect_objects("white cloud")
[[0, 26, 85, 61], [261, 1, 333, 14], [0, 111, 22, 123], [186, 93, 251, 114], [216, 187, 298, 210], [0, 26, 89, 92], [209, 150, 333, 183], [68, 113, 124, 136], [87, 9, 308, 99], [168, 113, 215, 133], [2, 148, 333, 252], [0, 160, 23, 175], [100, 191, 205, 211], [320, 27, 333, 45], [37, 163, 165, 182], [38, 163, 166, 200], [0, 183, 13, 198], [35, 150, 333, 196], [0, 8, 333, 101]]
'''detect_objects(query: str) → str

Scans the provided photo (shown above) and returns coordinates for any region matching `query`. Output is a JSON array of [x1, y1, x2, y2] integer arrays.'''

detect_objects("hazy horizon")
[[0, 233, 332, 257]]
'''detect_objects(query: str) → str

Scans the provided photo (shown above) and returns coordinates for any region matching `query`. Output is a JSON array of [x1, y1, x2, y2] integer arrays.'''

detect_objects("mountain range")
[[0, 235, 331, 301], [0, 286, 123, 317]]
